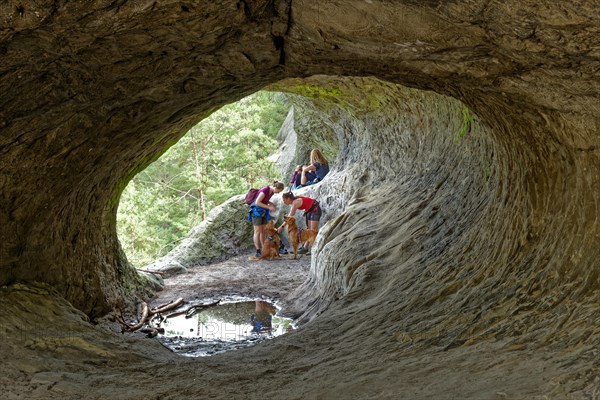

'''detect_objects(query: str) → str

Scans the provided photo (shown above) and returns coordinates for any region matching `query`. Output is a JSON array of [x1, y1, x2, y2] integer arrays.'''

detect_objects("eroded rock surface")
[[144, 195, 255, 277], [1, 0, 600, 398]]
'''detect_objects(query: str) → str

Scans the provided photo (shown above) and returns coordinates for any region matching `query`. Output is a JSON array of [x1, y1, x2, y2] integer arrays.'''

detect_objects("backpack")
[[244, 188, 259, 205]]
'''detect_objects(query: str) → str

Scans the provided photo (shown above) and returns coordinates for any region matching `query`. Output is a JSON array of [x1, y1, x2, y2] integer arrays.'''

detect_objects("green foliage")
[[117, 91, 289, 267], [268, 79, 344, 102]]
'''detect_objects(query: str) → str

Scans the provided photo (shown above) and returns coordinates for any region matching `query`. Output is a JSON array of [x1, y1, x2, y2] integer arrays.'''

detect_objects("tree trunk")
[[189, 130, 206, 222]]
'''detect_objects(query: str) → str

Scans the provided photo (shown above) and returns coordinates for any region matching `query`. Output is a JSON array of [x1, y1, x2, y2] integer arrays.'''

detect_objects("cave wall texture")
[[1, 0, 600, 392]]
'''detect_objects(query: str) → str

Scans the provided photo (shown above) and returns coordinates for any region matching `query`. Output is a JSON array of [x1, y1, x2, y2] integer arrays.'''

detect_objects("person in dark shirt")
[[292, 149, 330, 188]]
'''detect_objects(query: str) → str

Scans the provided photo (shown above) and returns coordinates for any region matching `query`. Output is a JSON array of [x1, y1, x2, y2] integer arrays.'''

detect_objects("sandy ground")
[[149, 251, 311, 312]]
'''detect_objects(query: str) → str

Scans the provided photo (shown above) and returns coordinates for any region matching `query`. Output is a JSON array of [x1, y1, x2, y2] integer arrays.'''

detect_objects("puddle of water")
[[156, 300, 293, 357]]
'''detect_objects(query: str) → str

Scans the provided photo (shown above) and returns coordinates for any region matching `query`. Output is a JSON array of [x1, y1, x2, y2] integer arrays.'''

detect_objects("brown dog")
[[283, 216, 317, 259], [261, 222, 281, 260]]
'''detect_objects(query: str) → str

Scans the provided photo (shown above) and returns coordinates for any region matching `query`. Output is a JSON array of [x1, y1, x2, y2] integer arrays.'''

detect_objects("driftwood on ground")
[[119, 297, 185, 332], [164, 299, 222, 319], [119, 298, 222, 333]]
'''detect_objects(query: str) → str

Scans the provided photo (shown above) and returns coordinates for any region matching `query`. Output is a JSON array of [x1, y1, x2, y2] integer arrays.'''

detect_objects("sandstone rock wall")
[[0, 0, 598, 359], [1, 0, 600, 397], [0, 0, 291, 315]]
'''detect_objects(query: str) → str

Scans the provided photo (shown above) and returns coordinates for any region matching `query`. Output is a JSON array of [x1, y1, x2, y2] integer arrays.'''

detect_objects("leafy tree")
[[118, 91, 289, 267]]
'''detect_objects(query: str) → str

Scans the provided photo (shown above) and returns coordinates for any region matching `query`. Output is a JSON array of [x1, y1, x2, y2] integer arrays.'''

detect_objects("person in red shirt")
[[278, 192, 322, 253]]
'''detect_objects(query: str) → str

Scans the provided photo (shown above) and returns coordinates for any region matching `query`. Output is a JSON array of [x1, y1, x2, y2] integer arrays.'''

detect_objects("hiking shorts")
[[251, 215, 268, 226], [305, 204, 322, 221]]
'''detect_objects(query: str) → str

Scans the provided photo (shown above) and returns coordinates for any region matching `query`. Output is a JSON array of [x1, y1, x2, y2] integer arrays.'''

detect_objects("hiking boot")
[[279, 247, 288, 255], [297, 246, 309, 254], [255, 249, 261, 258]]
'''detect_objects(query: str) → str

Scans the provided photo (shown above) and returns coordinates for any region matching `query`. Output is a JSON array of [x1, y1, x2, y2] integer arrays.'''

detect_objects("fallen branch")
[[124, 302, 149, 331], [165, 299, 222, 319], [185, 299, 221, 318], [121, 297, 186, 332], [151, 297, 185, 314]]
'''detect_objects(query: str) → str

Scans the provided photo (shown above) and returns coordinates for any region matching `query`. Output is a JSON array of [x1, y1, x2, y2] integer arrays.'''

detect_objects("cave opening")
[[112, 84, 344, 350], [112, 74, 496, 354], [1, 70, 597, 400], [115, 87, 342, 270], [2, 0, 599, 396], [115, 90, 291, 268]]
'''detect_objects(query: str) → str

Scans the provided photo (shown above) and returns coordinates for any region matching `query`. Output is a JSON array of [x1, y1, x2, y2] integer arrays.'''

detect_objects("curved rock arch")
[[1, 0, 599, 337]]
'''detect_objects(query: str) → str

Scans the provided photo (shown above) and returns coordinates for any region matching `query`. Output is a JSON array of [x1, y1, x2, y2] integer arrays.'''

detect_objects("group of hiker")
[[247, 149, 329, 258]]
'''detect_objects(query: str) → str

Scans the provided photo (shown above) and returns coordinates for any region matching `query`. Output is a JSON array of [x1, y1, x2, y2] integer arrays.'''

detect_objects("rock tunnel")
[[1, 0, 600, 398]]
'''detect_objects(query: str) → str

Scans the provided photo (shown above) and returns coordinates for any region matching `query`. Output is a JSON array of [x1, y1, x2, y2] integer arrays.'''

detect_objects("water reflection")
[[250, 301, 276, 333], [159, 300, 292, 356]]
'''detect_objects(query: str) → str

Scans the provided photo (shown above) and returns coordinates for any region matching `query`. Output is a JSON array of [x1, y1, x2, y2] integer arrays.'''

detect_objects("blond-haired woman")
[[293, 149, 330, 188]]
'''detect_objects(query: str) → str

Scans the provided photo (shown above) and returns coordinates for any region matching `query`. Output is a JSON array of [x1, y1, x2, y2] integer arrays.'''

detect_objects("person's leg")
[[258, 224, 266, 246], [279, 237, 288, 254], [253, 225, 261, 250], [304, 207, 321, 249], [295, 170, 303, 187], [301, 170, 317, 185], [252, 218, 266, 256]]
